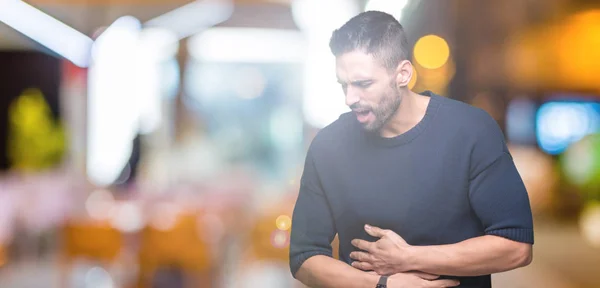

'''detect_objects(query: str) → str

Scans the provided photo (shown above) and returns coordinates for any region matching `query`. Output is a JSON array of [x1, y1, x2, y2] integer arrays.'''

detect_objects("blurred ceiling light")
[[87, 16, 142, 187], [188, 28, 305, 63], [365, 0, 408, 21], [137, 27, 179, 62], [413, 34, 450, 70], [145, 0, 233, 40], [0, 0, 93, 67], [292, 0, 359, 36]]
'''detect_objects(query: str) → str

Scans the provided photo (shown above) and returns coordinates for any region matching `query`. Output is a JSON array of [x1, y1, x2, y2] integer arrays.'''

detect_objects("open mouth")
[[354, 109, 373, 123]]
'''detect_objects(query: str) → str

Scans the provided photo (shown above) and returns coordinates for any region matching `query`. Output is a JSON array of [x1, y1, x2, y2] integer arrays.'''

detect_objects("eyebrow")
[[337, 79, 373, 85]]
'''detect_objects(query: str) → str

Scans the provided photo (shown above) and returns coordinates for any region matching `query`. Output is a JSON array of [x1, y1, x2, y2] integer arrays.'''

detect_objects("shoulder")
[[439, 98, 509, 175], [436, 96, 504, 143]]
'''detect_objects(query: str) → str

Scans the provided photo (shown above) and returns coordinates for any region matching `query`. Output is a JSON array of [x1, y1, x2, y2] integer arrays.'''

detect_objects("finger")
[[431, 279, 460, 287], [364, 224, 387, 238], [351, 261, 374, 271], [351, 239, 376, 252], [349, 251, 374, 262], [408, 271, 439, 280]]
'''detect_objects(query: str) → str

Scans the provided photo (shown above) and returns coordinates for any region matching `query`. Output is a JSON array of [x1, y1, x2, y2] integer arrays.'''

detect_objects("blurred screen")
[[536, 95, 600, 155]]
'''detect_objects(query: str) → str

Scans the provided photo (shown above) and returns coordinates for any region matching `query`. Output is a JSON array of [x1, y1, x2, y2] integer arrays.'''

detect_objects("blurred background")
[[0, 0, 600, 287]]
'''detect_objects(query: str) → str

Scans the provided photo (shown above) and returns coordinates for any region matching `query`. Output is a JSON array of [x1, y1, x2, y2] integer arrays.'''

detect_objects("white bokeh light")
[[365, 0, 408, 21]]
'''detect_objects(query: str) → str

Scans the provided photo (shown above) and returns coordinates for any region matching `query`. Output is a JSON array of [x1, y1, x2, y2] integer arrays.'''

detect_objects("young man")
[[289, 11, 534, 288]]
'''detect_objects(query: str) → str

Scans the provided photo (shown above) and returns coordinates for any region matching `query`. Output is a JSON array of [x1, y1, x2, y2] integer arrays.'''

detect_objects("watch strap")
[[376, 275, 388, 288]]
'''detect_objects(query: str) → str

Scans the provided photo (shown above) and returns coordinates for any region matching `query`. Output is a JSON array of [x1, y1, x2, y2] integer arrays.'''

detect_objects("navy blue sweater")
[[289, 91, 534, 288]]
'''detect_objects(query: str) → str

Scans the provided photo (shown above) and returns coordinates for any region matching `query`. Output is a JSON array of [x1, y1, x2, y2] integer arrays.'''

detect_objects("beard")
[[353, 82, 402, 132]]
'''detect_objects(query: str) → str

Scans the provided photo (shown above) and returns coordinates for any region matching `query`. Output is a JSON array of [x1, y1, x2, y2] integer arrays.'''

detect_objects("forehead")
[[335, 50, 389, 81]]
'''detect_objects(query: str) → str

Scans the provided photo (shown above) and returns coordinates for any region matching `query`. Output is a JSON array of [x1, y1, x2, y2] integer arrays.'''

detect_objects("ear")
[[395, 60, 413, 88]]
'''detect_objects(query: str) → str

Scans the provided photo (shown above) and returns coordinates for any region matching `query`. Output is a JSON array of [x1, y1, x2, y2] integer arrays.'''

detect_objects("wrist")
[[403, 245, 421, 271], [363, 272, 380, 287]]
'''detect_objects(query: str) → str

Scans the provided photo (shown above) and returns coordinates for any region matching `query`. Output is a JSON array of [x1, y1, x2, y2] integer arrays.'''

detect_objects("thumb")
[[365, 224, 386, 238]]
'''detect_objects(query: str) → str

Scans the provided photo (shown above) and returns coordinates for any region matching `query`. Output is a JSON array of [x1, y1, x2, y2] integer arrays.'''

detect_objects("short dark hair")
[[329, 11, 410, 71]]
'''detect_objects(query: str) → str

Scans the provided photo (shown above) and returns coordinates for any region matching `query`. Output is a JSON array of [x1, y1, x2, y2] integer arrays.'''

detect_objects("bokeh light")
[[110, 202, 144, 233], [84, 266, 115, 288], [536, 102, 600, 155], [562, 134, 600, 200], [275, 215, 291, 231], [555, 10, 600, 91], [150, 203, 181, 231], [270, 230, 290, 249], [364, 0, 408, 21], [580, 202, 600, 248], [85, 189, 115, 220], [413, 34, 450, 70]]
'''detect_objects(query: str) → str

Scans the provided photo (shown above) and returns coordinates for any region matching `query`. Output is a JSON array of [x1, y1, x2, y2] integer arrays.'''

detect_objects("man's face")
[[336, 50, 402, 132]]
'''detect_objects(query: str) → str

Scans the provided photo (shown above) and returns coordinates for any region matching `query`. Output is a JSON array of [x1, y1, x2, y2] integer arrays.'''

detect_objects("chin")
[[362, 123, 381, 132]]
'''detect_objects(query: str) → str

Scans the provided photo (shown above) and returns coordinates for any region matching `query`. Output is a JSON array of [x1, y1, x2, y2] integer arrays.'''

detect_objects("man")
[[289, 11, 534, 288]]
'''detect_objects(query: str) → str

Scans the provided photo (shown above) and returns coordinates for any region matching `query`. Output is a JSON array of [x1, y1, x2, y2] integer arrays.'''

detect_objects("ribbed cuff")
[[290, 251, 332, 278], [486, 228, 534, 244]]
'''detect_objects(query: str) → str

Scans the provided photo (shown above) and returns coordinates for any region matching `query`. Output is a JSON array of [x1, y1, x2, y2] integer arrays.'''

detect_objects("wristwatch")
[[376, 275, 388, 288]]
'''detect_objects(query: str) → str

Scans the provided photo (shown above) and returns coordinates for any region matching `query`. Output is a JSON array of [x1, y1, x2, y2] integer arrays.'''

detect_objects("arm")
[[415, 117, 535, 276], [295, 255, 379, 288], [290, 148, 377, 287], [408, 235, 532, 276]]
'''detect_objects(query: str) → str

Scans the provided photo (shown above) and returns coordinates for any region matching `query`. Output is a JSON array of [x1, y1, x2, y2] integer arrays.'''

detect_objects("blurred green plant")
[[7, 88, 66, 171], [561, 133, 600, 201]]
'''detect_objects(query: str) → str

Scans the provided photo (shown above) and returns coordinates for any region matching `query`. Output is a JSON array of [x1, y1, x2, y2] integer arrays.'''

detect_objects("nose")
[[345, 87, 360, 107]]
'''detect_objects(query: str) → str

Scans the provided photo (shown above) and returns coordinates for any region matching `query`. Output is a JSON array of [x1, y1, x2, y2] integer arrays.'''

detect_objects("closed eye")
[[351, 80, 373, 88]]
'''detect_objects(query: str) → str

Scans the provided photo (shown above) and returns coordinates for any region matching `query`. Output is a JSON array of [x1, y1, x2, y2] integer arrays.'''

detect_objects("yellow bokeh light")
[[580, 201, 600, 248], [413, 34, 450, 70], [275, 215, 292, 231]]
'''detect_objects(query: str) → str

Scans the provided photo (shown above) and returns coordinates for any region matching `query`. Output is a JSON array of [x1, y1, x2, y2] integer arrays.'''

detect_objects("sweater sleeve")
[[289, 146, 337, 278], [468, 113, 534, 244]]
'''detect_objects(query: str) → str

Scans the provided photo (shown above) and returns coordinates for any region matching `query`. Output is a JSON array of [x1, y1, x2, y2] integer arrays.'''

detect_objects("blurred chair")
[[0, 243, 6, 268], [136, 211, 213, 288], [60, 220, 123, 287]]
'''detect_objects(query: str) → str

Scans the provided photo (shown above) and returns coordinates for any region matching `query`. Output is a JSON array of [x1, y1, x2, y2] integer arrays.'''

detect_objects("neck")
[[379, 90, 430, 138]]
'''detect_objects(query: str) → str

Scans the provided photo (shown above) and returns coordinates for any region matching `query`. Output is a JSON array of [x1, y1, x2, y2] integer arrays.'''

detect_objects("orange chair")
[[137, 212, 213, 288], [60, 220, 123, 287], [0, 244, 6, 268]]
